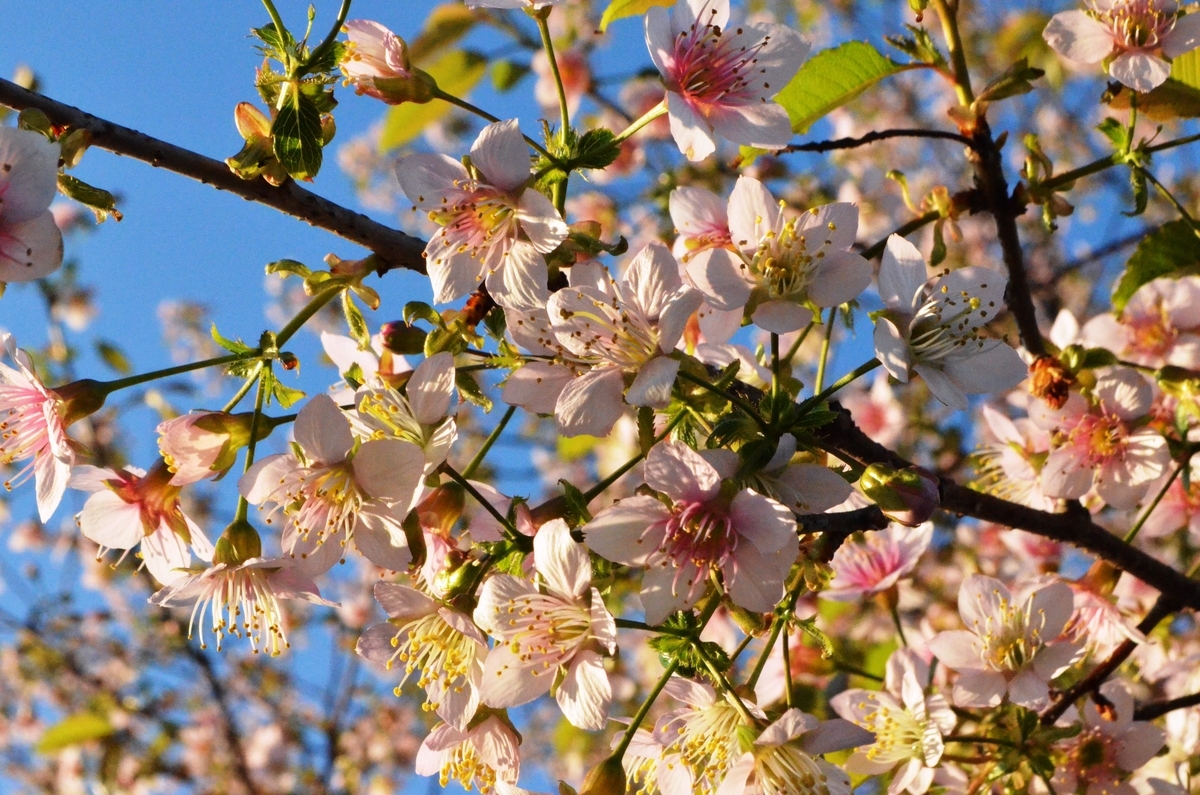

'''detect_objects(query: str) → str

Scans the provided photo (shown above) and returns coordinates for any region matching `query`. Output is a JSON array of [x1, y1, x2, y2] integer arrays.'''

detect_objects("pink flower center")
[[836, 538, 904, 592], [1067, 413, 1128, 467], [1124, 301, 1178, 361], [669, 3, 772, 108], [1092, 0, 1178, 50], [427, 183, 519, 263], [1064, 727, 1124, 788], [662, 501, 736, 574], [0, 384, 54, 491]]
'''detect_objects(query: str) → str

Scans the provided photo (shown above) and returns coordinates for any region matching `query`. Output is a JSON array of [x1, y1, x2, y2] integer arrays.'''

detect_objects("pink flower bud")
[[157, 411, 257, 486], [860, 463, 939, 526], [340, 20, 437, 105]]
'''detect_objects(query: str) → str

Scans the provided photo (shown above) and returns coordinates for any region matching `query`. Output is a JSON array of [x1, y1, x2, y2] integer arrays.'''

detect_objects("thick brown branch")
[[814, 402, 1200, 612], [1040, 595, 1176, 724], [0, 78, 427, 273], [1134, 691, 1200, 721], [969, 118, 1046, 357]]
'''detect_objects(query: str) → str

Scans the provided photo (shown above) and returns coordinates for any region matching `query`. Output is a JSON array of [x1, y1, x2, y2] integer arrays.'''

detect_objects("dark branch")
[[0, 78, 427, 274], [1134, 691, 1200, 721], [780, 128, 975, 154], [1040, 595, 1176, 725]]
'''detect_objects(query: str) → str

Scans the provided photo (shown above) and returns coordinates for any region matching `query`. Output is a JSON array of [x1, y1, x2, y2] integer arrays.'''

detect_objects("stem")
[[782, 631, 795, 709], [221, 364, 265, 412], [780, 127, 974, 153], [96, 350, 262, 394], [234, 368, 270, 523], [308, 0, 353, 68], [1125, 459, 1183, 543], [861, 211, 941, 261], [770, 333, 781, 423], [462, 405, 516, 479], [814, 307, 838, 393], [534, 10, 571, 132], [890, 602, 909, 647], [611, 658, 680, 762], [261, 0, 290, 63], [433, 88, 558, 161], [612, 100, 667, 143], [1139, 167, 1200, 236], [582, 411, 687, 502], [441, 463, 526, 546], [676, 370, 770, 433], [784, 320, 815, 363], [798, 358, 881, 415], [931, 0, 975, 105], [746, 566, 807, 690], [613, 618, 690, 635], [277, 283, 344, 346], [1039, 132, 1200, 195]]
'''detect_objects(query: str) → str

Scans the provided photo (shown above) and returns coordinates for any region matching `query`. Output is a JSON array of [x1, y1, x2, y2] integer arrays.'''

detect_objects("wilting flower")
[[928, 574, 1080, 709], [873, 235, 1027, 410], [71, 460, 214, 585], [396, 119, 568, 308], [832, 650, 956, 795], [340, 20, 436, 104], [157, 411, 259, 486], [719, 709, 874, 795], [687, 177, 872, 334], [473, 519, 617, 730], [0, 334, 75, 522], [356, 582, 486, 730], [0, 127, 64, 282], [583, 440, 798, 624], [1081, 276, 1200, 369], [1032, 367, 1170, 510], [150, 551, 334, 655], [1050, 680, 1166, 795], [351, 351, 458, 471], [822, 522, 933, 602], [414, 714, 521, 794], [1043, 0, 1200, 92], [646, 0, 809, 160], [240, 394, 426, 574], [503, 243, 702, 438]]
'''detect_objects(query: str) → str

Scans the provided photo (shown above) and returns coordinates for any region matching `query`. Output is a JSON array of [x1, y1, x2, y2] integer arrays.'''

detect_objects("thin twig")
[[780, 128, 975, 154], [1134, 691, 1200, 721]]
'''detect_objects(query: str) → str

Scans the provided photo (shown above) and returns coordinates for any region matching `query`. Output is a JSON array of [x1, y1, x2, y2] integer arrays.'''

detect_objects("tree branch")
[[0, 78, 427, 273], [780, 128, 975, 154], [1134, 691, 1200, 721]]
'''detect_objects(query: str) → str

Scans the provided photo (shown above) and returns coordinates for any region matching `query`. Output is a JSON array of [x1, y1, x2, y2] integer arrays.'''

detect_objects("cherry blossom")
[[240, 394, 426, 574], [414, 714, 521, 794], [356, 582, 486, 731], [473, 518, 617, 730], [70, 461, 214, 585], [582, 440, 798, 624], [0, 127, 64, 282], [503, 243, 702, 438], [618, 728, 693, 795], [654, 677, 756, 794], [1081, 276, 1200, 369], [1044, 0, 1200, 92], [822, 522, 933, 602], [873, 235, 1028, 410], [1141, 453, 1200, 537], [351, 351, 457, 471], [973, 404, 1056, 511], [157, 411, 258, 486], [1032, 367, 1170, 509], [831, 650, 956, 795], [927, 574, 1080, 709], [396, 119, 568, 308], [0, 333, 74, 522], [645, 0, 809, 160], [750, 433, 854, 515], [1050, 680, 1166, 795], [686, 177, 872, 334], [340, 20, 424, 103], [840, 373, 905, 450]]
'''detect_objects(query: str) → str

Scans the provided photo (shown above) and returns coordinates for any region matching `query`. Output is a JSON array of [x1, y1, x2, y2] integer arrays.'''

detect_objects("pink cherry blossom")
[[1044, 1, 1200, 92], [473, 519, 616, 730], [974, 404, 1057, 511], [240, 394, 426, 575], [582, 440, 798, 624], [414, 714, 521, 794], [831, 650, 956, 795], [1141, 454, 1200, 537], [340, 20, 417, 102], [839, 373, 905, 450], [351, 351, 458, 472], [873, 235, 1027, 410], [70, 460, 214, 586], [927, 574, 1081, 709], [645, 0, 810, 160], [0, 333, 73, 522], [752, 433, 854, 515], [150, 556, 335, 655], [157, 411, 258, 486], [396, 119, 568, 309], [1063, 578, 1145, 658], [356, 582, 486, 731], [503, 243, 702, 438], [686, 176, 872, 334], [0, 127, 64, 282], [1032, 367, 1170, 510], [1050, 680, 1166, 795], [1081, 277, 1200, 369], [822, 522, 933, 602]]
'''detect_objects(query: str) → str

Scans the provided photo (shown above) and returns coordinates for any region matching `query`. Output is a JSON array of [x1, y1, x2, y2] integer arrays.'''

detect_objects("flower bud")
[[157, 411, 264, 486], [213, 518, 263, 566], [381, 321, 428, 355], [579, 755, 627, 795], [54, 378, 108, 425], [340, 20, 438, 105], [860, 463, 939, 527]]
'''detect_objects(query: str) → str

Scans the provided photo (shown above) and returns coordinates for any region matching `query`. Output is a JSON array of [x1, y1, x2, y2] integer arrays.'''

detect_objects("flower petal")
[[0, 212, 64, 283], [626, 355, 680, 408], [555, 366, 627, 438], [295, 394, 353, 464], [470, 119, 531, 192], [556, 649, 612, 730], [534, 518, 591, 600]]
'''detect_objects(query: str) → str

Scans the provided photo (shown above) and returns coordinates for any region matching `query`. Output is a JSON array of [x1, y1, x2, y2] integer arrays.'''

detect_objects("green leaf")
[[36, 713, 114, 754], [380, 50, 487, 151], [265, 259, 312, 279], [342, 290, 370, 348], [559, 479, 593, 526], [210, 323, 253, 355], [409, 4, 478, 66], [270, 379, 306, 408], [597, 0, 672, 32], [95, 341, 132, 375], [57, 174, 122, 223], [775, 42, 909, 135], [456, 370, 492, 411], [272, 89, 324, 180], [1112, 220, 1200, 312], [571, 128, 621, 171]]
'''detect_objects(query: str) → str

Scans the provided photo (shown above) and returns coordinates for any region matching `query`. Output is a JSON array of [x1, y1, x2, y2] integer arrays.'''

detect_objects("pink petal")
[[0, 212, 64, 283], [555, 366, 626, 438], [1109, 51, 1171, 92], [0, 128, 59, 224], [645, 440, 721, 503], [583, 495, 670, 567], [470, 119, 530, 193], [666, 91, 715, 162], [295, 394, 353, 464], [751, 299, 813, 334], [396, 153, 468, 210], [626, 355, 680, 408], [556, 649, 612, 730], [1043, 10, 1115, 64], [353, 438, 425, 509]]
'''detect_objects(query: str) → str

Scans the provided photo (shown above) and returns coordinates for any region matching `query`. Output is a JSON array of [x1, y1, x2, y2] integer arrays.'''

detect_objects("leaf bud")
[[860, 463, 939, 527]]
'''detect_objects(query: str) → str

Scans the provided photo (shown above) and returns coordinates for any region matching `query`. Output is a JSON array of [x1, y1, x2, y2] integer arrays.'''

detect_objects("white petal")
[[555, 366, 627, 438], [941, 342, 1027, 396], [878, 235, 929, 313], [799, 718, 876, 755], [534, 518, 591, 600], [913, 363, 968, 410], [556, 649, 611, 730], [353, 439, 426, 510], [952, 670, 1007, 708], [1164, 11, 1200, 58], [374, 582, 438, 620], [428, 248, 487, 305], [641, 564, 702, 625], [0, 128, 59, 223], [470, 119, 531, 192], [354, 506, 413, 571], [583, 496, 670, 566], [0, 212, 64, 282], [727, 176, 781, 255], [708, 100, 793, 149], [486, 240, 549, 311], [666, 91, 715, 162], [874, 318, 912, 383], [670, 186, 727, 239], [1109, 51, 1172, 92], [295, 394, 353, 464], [927, 630, 986, 671], [517, 188, 569, 254], [396, 153, 469, 209], [729, 490, 795, 554], [1043, 10, 1115, 64], [685, 247, 751, 311], [1007, 668, 1050, 710], [752, 300, 813, 334], [34, 448, 72, 524], [502, 361, 572, 415], [758, 709, 820, 746], [480, 643, 554, 707], [724, 533, 794, 613], [626, 356, 680, 408], [645, 440, 721, 503], [409, 352, 456, 426], [809, 250, 872, 307], [142, 524, 193, 585], [79, 490, 144, 550]]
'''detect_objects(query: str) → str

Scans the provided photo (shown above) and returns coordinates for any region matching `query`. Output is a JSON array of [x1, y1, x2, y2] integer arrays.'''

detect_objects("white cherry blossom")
[[0, 127, 63, 282], [351, 351, 457, 472], [414, 714, 522, 794]]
